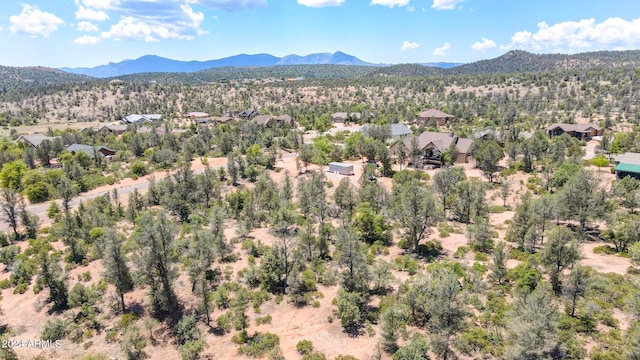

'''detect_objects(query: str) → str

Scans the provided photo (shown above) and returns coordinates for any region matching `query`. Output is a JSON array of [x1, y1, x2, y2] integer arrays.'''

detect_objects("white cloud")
[[431, 0, 463, 10], [77, 21, 99, 32], [195, 0, 267, 11], [74, 35, 101, 44], [471, 37, 496, 51], [76, 0, 118, 9], [9, 4, 64, 38], [298, 0, 346, 7], [401, 41, 420, 50], [433, 42, 451, 55], [76, 5, 110, 21], [101, 4, 205, 42], [502, 17, 640, 52], [370, 0, 410, 7]]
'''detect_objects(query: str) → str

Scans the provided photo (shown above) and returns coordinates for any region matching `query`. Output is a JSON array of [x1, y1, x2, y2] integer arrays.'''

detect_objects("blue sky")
[[2, 0, 640, 68]]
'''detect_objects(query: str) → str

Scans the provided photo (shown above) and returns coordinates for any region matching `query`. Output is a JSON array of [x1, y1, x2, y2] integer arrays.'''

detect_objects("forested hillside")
[[0, 49, 640, 360]]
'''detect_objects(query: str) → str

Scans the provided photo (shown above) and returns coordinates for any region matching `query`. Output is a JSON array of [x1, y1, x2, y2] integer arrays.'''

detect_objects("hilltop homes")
[[122, 114, 162, 124], [546, 123, 603, 140], [361, 123, 413, 141], [16, 133, 59, 148], [416, 109, 455, 126], [331, 112, 362, 123], [252, 114, 294, 127], [66, 144, 116, 159], [389, 131, 473, 167]]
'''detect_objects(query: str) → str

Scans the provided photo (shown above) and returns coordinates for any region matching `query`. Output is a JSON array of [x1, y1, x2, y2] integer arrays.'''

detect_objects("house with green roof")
[[614, 152, 640, 180]]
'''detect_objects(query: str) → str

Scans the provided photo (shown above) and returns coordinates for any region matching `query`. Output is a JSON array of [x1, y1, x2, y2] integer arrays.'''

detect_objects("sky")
[[2, 0, 640, 68]]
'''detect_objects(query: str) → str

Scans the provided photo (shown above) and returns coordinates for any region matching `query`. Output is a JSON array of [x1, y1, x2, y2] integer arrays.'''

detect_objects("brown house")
[[389, 131, 473, 167], [416, 109, 455, 126], [66, 144, 116, 159], [252, 114, 294, 127], [546, 123, 603, 140]]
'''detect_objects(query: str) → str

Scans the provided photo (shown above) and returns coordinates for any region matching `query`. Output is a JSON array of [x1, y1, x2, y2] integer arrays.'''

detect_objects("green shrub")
[[593, 245, 617, 255], [41, 318, 67, 341], [489, 205, 508, 213], [13, 283, 28, 294], [474, 252, 489, 262], [237, 332, 280, 358], [296, 339, 314, 355], [119, 312, 140, 330], [24, 182, 51, 203], [0, 245, 21, 267], [302, 353, 327, 360], [0, 279, 11, 289], [454, 246, 469, 259], [255, 315, 272, 326], [130, 161, 148, 177]]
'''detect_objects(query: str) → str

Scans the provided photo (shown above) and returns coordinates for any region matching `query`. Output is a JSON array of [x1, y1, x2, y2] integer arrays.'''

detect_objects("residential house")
[[210, 116, 234, 124], [472, 127, 533, 145], [389, 131, 473, 166], [252, 114, 294, 127], [416, 109, 455, 126], [331, 112, 361, 123], [275, 115, 294, 126], [16, 133, 59, 148], [97, 124, 129, 135], [187, 112, 209, 119], [122, 114, 162, 124], [252, 115, 274, 126], [66, 144, 116, 159], [360, 123, 413, 141], [331, 112, 348, 123], [390, 123, 413, 140], [238, 110, 259, 119], [546, 123, 603, 140], [614, 152, 640, 180]]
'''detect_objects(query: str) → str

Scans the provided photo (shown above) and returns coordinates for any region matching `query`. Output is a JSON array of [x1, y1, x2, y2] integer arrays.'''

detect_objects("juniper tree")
[[335, 227, 369, 294], [432, 166, 466, 214], [134, 211, 180, 318], [540, 226, 580, 294], [102, 229, 134, 312], [0, 188, 22, 240], [393, 180, 443, 254], [564, 265, 590, 317], [505, 283, 560, 359]]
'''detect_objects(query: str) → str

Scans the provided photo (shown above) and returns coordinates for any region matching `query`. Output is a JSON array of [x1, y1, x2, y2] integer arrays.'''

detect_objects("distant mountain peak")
[[60, 51, 375, 78]]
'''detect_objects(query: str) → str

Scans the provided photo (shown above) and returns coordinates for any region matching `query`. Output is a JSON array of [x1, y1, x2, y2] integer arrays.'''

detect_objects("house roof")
[[275, 114, 292, 122], [122, 114, 162, 123], [390, 123, 412, 137], [331, 112, 348, 119], [546, 123, 601, 132], [616, 163, 640, 174], [614, 152, 640, 166], [417, 109, 454, 118], [390, 131, 473, 154], [67, 144, 115, 158], [188, 111, 209, 118], [16, 133, 58, 147], [211, 116, 233, 123], [101, 124, 129, 132], [252, 114, 274, 125], [239, 109, 258, 118]]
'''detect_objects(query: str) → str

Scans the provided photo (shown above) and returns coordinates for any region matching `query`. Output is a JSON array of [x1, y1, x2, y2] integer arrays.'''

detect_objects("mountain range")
[[59, 51, 462, 78]]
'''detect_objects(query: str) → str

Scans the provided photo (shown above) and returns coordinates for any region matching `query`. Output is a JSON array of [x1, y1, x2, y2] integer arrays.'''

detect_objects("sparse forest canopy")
[[1, 49, 640, 360]]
